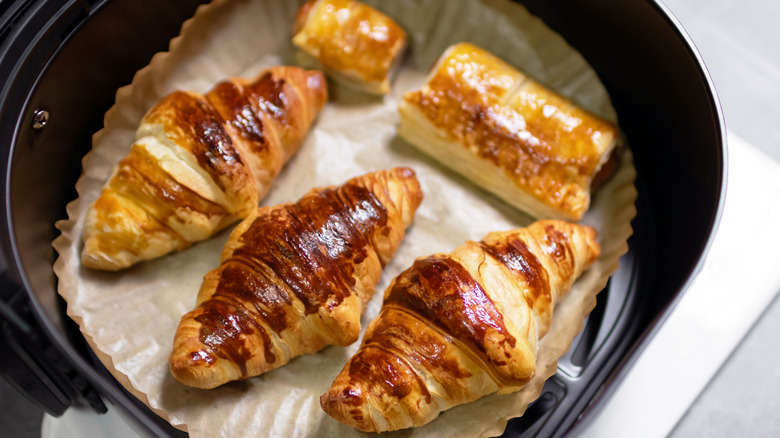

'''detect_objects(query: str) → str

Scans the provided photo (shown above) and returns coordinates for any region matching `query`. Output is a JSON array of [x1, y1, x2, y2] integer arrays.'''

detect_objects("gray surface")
[[661, 0, 780, 436], [661, 0, 780, 162], [669, 295, 780, 437], [1, 1, 779, 437], [0, 377, 43, 437]]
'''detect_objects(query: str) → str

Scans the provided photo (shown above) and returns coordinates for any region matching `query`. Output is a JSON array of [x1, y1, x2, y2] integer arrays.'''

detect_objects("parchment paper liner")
[[52, 0, 638, 436]]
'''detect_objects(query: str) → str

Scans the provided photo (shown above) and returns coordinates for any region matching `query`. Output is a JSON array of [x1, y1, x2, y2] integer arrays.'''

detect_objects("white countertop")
[[580, 134, 780, 437], [655, 0, 780, 436]]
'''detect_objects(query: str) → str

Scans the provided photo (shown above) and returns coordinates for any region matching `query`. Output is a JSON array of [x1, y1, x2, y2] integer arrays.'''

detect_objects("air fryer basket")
[[0, 0, 725, 437]]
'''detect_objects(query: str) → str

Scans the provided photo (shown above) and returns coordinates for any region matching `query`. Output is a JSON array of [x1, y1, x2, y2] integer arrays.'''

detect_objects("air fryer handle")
[[0, 268, 73, 416]]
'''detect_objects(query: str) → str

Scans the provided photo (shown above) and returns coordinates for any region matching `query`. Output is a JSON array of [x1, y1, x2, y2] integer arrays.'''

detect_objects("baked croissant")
[[81, 66, 327, 271], [399, 42, 620, 221], [320, 220, 600, 432], [292, 0, 407, 94], [169, 167, 423, 389]]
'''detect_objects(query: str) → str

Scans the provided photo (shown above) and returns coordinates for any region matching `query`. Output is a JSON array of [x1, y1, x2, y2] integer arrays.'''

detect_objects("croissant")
[[81, 66, 327, 271], [398, 42, 620, 220], [292, 0, 407, 94], [169, 167, 423, 389], [320, 220, 600, 432]]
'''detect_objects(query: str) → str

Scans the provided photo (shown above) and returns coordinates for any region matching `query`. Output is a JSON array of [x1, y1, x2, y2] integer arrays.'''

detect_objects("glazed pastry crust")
[[399, 42, 619, 220], [169, 168, 423, 389], [81, 66, 327, 271], [292, 0, 407, 94], [320, 220, 600, 432]]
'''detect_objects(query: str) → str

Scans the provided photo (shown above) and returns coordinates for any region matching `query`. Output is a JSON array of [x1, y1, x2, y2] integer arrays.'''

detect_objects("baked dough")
[[399, 42, 620, 220], [81, 66, 327, 271], [169, 167, 423, 389], [321, 220, 600, 432], [292, 0, 407, 94]]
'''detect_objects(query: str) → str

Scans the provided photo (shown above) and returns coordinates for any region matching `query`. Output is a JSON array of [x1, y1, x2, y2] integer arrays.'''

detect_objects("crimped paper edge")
[[51, 0, 238, 432]]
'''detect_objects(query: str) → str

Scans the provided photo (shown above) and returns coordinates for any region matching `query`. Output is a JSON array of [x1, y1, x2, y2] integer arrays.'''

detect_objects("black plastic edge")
[[564, 0, 728, 434], [0, 1, 189, 436]]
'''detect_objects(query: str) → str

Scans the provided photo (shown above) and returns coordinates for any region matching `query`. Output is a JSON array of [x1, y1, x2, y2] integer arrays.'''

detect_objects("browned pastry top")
[[144, 91, 250, 200], [403, 42, 618, 219], [320, 221, 600, 432], [82, 66, 326, 271], [228, 183, 389, 314], [206, 66, 328, 163], [137, 66, 327, 218], [293, 0, 407, 83], [324, 236, 566, 429], [191, 170, 416, 375], [480, 235, 551, 314], [207, 80, 270, 155], [169, 168, 422, 389], [384, 255, 518, 375]]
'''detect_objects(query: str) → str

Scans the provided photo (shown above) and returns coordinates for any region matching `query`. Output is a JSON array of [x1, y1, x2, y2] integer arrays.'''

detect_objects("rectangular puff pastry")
[[398, 42, 620, 220], [292, 0, 407, 94]]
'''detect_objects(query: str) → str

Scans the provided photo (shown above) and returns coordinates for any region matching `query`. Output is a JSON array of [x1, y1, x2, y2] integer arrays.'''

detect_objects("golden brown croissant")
[[399, 42, 620, 221], [169, 167, 423, 389], [292, 0, 407, 94], [81, 66, 327, 271], [320, 220, 600, 432]]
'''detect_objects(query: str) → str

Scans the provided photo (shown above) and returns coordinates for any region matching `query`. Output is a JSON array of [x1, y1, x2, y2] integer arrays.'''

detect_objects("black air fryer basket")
[[0, 1, 726, 437]]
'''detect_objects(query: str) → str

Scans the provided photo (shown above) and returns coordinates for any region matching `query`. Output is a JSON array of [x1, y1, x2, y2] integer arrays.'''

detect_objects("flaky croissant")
[[320, 220, 600, 432], [169, 167, 423, 389], [81, 66, 327, 271]]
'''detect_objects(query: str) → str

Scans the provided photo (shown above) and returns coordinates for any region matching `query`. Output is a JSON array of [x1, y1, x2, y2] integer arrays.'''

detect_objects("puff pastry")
[[320, 220, 600, 432], [81, 66, 327, 271], [292, 0, 407, 94], [399, 42, 620, 220], [169, 167, 423, 389]]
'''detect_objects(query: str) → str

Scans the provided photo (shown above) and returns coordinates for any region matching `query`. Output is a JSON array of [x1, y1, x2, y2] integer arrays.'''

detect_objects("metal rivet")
[[32, 109, 49, 130]]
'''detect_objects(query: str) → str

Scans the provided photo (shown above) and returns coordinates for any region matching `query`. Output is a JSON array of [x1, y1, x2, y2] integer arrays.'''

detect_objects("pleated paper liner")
[[52, 0, 637, 436]]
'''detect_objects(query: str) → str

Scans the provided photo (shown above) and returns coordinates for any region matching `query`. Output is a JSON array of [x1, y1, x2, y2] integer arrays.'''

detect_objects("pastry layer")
[[292, 0, 407, 94], [400, 42, 619, 220]]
